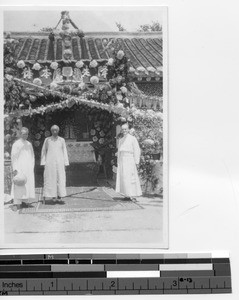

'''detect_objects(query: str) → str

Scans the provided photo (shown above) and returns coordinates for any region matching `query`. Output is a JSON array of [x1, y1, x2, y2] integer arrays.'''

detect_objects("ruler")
[[0, 253, 231, 295]]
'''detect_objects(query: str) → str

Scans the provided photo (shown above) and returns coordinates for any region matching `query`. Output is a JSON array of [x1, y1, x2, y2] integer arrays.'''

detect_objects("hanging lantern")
[[62, 66, 73, 80]]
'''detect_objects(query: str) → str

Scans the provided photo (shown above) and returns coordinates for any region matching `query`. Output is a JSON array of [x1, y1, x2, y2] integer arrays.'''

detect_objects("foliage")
[[115, 22, 126, 31], [4, 116, 19, 160], [130, 110, 163, 191], [138, 21, 162, 32], [4, 77, 24, 110], [4, 36, 18, 71], [114, 20, 162, 32], [40, 27, 54, 32]]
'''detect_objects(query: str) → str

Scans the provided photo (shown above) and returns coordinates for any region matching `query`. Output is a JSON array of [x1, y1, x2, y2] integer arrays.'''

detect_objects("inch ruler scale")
[[0, 253, 232, 295]]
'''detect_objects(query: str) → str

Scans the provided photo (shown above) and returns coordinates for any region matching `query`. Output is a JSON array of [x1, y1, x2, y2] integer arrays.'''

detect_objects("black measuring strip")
[[0, 255, 230, 264], [0, 272, 107, 278]]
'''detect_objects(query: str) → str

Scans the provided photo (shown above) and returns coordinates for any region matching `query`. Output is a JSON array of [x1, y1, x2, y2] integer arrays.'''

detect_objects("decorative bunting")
[[5, 92, 163, 121], [4, 77, 162, 120]]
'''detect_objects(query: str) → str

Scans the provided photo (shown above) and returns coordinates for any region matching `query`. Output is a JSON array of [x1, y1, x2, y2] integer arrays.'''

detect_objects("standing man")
[[11, 127, 35, 209], [116, 123, 142, 200], [41, 125, 69, 200]]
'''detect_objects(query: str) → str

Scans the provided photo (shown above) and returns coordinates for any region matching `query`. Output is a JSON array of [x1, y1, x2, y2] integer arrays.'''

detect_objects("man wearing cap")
[[11, 127, 35, 210], [116, 123, 142, 200], [41, 125, 69, 200]]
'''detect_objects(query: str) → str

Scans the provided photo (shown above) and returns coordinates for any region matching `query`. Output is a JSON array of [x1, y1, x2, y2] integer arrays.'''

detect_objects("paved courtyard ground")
[[4, 186, 163, 247]]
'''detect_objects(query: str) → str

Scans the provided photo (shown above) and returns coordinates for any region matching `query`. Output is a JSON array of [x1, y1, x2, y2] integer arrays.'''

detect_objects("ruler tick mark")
[[0, 253, 232, 295]]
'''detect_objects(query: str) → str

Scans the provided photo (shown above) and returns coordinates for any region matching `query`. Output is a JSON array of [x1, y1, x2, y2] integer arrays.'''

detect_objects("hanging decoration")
[[4, 86, 163, 122], [4, 75, 162, 117]]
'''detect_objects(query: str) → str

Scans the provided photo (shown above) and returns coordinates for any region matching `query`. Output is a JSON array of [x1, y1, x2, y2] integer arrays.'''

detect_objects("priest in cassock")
[[41, 125, 69, 200], [11, 127, 35, 209], [116, 123, 142, 200]]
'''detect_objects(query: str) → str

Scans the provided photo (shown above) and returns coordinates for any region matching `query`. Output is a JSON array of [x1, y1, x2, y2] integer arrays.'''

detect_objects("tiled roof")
[[11, 32, 163, 70], [137, 82, 163, 97]]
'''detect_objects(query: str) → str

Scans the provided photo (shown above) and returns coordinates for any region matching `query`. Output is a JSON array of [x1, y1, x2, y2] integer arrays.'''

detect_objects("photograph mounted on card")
[[1, 6, 168, 249]]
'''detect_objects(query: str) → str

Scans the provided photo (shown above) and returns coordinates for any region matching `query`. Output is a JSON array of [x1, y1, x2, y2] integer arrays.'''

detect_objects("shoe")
[[4, 199, 13, 205], [11, 205, 20, 211]]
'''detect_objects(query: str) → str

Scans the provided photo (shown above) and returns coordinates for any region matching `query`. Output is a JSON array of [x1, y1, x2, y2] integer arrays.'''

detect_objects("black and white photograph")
[[1, 6, 168, 248]]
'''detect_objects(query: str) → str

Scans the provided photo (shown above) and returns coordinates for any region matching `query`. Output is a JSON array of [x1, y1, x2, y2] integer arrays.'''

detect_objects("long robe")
[[11, 138, 35, 204], [116, 134, 142, 197], [41, 136, 69, 198]]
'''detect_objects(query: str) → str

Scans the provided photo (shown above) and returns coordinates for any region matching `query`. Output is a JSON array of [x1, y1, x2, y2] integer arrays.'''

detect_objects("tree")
[[40, 27, 54, 32], [138, 21, 162, 32], [115, 22, 126, 32], [115, 21, 162, 32]]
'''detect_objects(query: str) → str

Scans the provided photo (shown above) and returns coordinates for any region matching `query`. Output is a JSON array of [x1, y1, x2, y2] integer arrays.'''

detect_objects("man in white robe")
[[11, 127, 35, 209], [41, 125, 69, 199], [116, 123, 142, 199]]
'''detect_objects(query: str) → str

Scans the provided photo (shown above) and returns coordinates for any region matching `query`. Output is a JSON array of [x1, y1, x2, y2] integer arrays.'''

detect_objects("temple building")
[[4, 11, 163, 193]]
